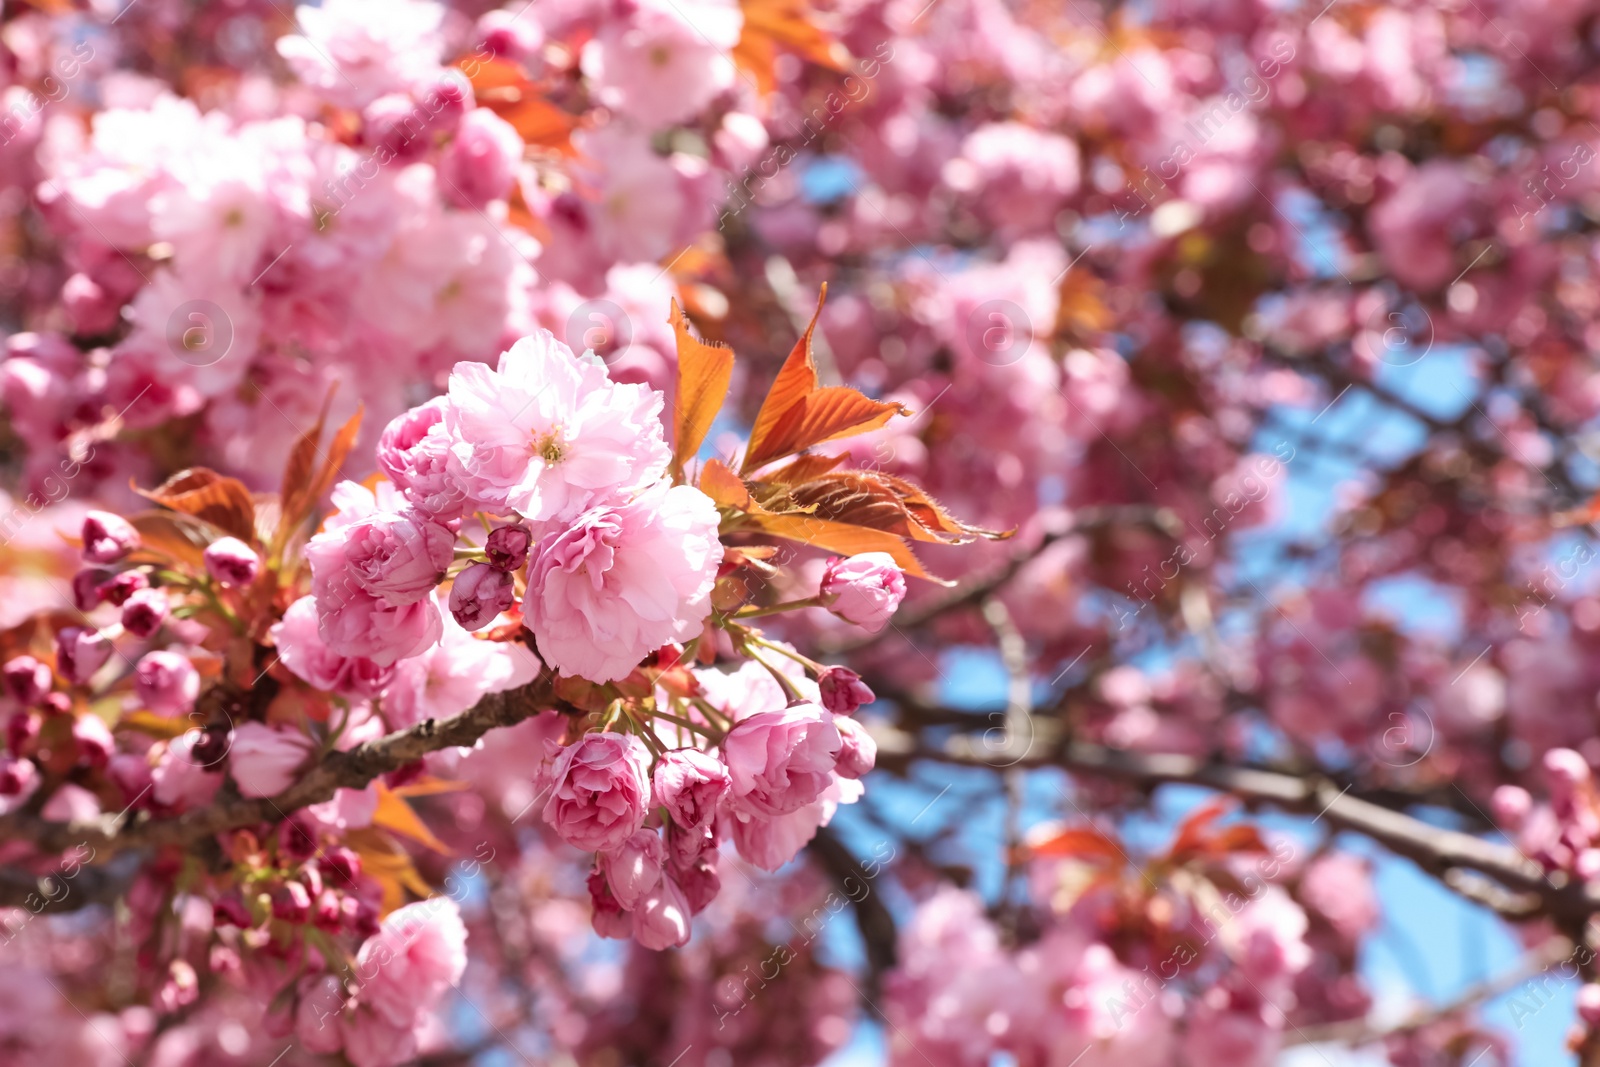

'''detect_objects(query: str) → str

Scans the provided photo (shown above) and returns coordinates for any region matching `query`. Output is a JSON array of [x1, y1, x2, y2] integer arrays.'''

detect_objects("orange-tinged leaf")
[[734, 0, 848, 95], [763, 452, 852, 484], [671, 301, 735, 475], [135, 468, 257, 543], [276, 399, 363, 556], [346, 829, 434, 915], [753, 388, 908, 472], [746, 512, 947, 583], [776, 469, 1010, 545], [1056, 267, 1113, 336], [742, 286, 908, 474], [699, 458, 756, 511], [115, 711, 193, 740], [309, 405, 364, 508], [126, 511, 214, 569], [461, 57, 581, 155], [392, 776, 471, 798], [372, 783, 452, 855], [276, 389, 334, 550], [1166, 798, 1269, 860], [1025, 826, 1126, 865]]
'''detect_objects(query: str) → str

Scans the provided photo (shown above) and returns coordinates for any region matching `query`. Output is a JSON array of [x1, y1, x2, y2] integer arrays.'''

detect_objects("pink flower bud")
[[300, 863, 324, 899], [312, 890, 344, 932], [440, 108, 524, 210], [213, 893, 254, 929], [322, 846, 363, 886], [1546, 748, 1591, 789], [485, 523, 533, 571], [449, 562, 516, 631], [82, 511, 139, 564], [1580, 984, 1600, 1027], [818, 552, 906, 631], [479, 8, 544, 60], [677, 855, 720, 914], [633, 876, 693, 950], [204, 537, 260, 587], [271, 880, 312, 923], [121, 588, 169, 638], [72, 714, 114, 769], [1491, 784, 1532, 829], [56, 627, 112, 685], [0, 756, 38, 798], [652, 748, 731, 834], [587, 866, 634, 940], [40, 692, 71, 716], [818, 666, 875, 715], [135, 651, 200, 716], [834, 714, 878, 779], [97, 570, 149, 606], [6, 712, 39, 756], [72, 568, 109, 611], [3, 655, 51, 706], [601, 829, 664, 910]]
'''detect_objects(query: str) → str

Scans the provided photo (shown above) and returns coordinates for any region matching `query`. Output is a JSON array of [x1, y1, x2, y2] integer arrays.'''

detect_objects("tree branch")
[[0, 673, 560, 866]]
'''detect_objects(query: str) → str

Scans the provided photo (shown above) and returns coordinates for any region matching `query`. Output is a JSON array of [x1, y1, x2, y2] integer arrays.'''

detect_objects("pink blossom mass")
[[0, 0, 1593, 1064]]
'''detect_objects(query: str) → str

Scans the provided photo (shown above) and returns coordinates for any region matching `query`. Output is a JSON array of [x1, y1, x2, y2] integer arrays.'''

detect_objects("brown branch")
[[925, 735, 1600, 925], [0, 673, 560, 865]]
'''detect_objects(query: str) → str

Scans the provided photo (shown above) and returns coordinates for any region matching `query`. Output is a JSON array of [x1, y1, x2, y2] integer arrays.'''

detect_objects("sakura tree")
[[0, 0, 1598, 1064]]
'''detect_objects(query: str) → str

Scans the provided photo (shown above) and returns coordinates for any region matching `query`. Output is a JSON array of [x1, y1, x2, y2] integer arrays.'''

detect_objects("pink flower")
[[229, 723, 314, 798], [834, 715, 877, 779], [71, 715, 114, 769], [135, 650, 200, 715], [2, 656, 50, 706], [1184, 995, 1278, 1067], [818, 666, 874, 715], [82, 511, 139, 563], [579, 0, 742, 129], [353, 898, 468, 1029], [276, 0, 446, 110], [525, 481, 722, 683], [315, 590, 443, 668], [203, 537, 259, 587], [448, 563, 515, 632], [442, 330, 671, 521], [819, 553, 906, 631], [150, 734, 222, 809], [652, 748, 731, 833], [98, 571, 148, 607], [271, 596, 395, 699], [484, 524, 532, 571], [120, 588, 168, 638], [587, 866, 634, 940], [0, 757, 39, 814], [723, 702, 842, 816], [306, 509, 453, 608], [342, 1014, 418, 1067], [633, 875, 693, 950], [542, 732, 651, 852], [56, 627, 112, 685], [375, 399, 464, 518], [295, 975, 347, 1055], [382, 601, 541, 729], [600, 828, 664, 909], [439, 109, 523, 210]]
